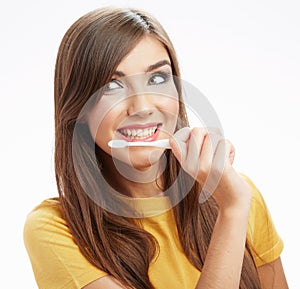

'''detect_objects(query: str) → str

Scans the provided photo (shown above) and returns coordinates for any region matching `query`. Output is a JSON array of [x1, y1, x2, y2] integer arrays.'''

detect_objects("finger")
[[213, 139, 234, 172], [199, 139, 235, 204], [198, 137, 226, 197], [169, 127, 191, 163], [185, 127, 207, 172], [199, 131, 222, 172]]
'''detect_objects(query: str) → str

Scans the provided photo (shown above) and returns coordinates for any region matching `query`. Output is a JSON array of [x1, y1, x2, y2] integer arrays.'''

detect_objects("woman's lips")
[[116, 123, 162, 142], [118, 122, 161, 130]]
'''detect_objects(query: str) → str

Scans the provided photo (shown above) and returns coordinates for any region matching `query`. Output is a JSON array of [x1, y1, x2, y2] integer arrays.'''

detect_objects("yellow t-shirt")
[[23, 175, 283, 289]]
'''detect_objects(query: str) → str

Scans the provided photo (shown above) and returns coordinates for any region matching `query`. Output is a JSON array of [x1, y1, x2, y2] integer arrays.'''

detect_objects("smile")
[[117, 123, 162, 141]]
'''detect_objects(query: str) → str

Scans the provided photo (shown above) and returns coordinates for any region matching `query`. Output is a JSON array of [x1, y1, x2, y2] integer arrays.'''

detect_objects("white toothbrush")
[[108, 139, 171, 149]]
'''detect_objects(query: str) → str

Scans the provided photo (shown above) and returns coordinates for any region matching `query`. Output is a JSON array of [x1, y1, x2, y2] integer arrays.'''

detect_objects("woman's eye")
[[105, 79, 123, 91], [148, 73, 169, 85]]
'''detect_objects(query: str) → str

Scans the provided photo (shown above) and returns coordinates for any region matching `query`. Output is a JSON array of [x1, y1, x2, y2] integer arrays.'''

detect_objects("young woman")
[[24, 7, 288, 289]]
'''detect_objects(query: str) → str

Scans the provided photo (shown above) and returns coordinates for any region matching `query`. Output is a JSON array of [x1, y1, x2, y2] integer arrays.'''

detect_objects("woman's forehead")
[[114, 36, 171, 75]]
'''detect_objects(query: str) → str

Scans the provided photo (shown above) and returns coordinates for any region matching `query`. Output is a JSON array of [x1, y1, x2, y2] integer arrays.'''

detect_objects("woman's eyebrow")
[[145, 60, 171, 72], [113, 60, 171, 77]]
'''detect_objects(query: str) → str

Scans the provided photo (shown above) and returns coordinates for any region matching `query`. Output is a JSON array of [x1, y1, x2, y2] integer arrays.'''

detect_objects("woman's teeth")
[[119, 126, 157, 139]]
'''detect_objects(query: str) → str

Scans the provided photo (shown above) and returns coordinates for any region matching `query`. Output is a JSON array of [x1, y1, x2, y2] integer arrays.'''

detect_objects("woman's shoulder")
[[23, 198, 108, 288], [24, 197, 65, 229], [23, 197, 70, 250], [239, 173, 265, 204], [239, 173, 284, 266], [28, 197, 62, 213], [239, 173, 274, 219]]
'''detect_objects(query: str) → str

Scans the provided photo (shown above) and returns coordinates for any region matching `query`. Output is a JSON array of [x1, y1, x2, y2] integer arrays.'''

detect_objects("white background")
[[1, 0, 299, 287]]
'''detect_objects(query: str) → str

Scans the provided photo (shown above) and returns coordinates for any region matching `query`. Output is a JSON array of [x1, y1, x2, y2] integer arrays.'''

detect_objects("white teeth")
[[119, 125, 158, 138], [143, 129, 149, 137]]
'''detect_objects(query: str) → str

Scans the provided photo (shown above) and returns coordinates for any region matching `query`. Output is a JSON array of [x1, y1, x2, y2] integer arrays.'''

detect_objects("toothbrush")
[[108, 139, 171, 149]]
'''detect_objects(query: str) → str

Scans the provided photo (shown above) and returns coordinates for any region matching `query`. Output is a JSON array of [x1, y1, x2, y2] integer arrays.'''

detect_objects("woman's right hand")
[[170, 127, 254, 289], [169, 127, 252, 214]]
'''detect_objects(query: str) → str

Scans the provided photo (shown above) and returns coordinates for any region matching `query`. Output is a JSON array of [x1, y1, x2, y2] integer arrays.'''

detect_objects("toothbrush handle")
[[153, 139, 171, 148], [128, 139, 171, 148]]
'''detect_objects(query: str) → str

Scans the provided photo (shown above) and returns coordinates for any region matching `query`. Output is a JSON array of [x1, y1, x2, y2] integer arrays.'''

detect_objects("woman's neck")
[[98, 150, 165, 198]]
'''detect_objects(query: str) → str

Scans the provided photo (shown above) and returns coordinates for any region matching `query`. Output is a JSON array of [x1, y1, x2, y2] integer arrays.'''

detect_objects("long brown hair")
[[54, 7, 262, 289]]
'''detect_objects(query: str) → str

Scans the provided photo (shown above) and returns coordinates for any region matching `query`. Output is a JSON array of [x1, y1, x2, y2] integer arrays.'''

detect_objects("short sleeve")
[[23, 199, 108, 289], [241, 175, 284, 267]]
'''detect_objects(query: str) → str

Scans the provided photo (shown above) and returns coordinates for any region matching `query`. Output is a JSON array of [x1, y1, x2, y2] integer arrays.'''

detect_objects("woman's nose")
[[127, 93, 155, 117]]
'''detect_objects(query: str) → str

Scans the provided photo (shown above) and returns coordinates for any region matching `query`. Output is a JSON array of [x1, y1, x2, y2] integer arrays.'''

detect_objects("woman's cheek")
[[160, 91, 179, 130], [95, 111, 120, 152], [88, 106, 119, 153], [88, 94, 125, 145]]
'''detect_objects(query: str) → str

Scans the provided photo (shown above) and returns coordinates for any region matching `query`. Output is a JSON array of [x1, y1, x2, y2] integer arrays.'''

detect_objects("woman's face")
[[88, 36, 179, 170]]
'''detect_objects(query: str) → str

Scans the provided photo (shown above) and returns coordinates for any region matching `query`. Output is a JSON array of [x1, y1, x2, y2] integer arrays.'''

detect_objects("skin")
[[85, 36, 289, 288], [88, 36, 179, 197], [171, 128, 288, 289]]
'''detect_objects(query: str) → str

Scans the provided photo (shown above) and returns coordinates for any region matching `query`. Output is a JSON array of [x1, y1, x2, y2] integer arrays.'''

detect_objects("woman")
[[24, 7, 288, 289]]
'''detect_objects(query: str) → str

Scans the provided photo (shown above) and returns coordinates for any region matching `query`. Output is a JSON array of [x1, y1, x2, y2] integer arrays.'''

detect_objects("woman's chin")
[[109, 151, 165, 184], [113, 148, 165, 171]]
